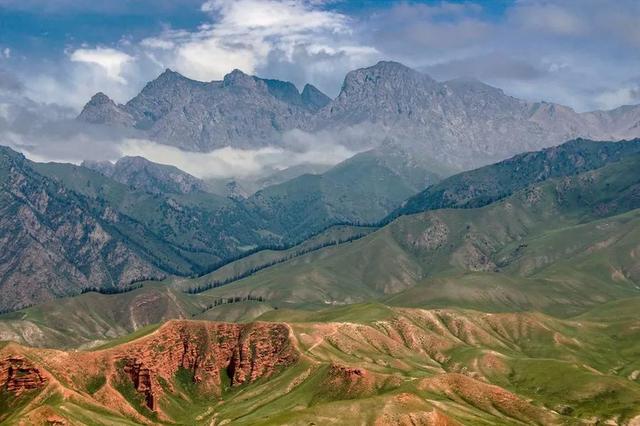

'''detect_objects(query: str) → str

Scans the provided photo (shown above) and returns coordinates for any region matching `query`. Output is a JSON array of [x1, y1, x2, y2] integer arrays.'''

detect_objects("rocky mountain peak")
[[118, 155, 152, 167], [301, 83, 331, 111], [223, 69, 259, 89], [263, 78, 302, 105], [338, 60, 436, 99], [133, 68, 198, 101], [371, 60, 416, 73], [445, 76, 501, 92], [87, 92, 115, 106], [78, 92, 134, 126], [0, 145, 26, 171], [83, 155, 206, 194], [74, 60, 640, 164], [153, 68, 188, 84]]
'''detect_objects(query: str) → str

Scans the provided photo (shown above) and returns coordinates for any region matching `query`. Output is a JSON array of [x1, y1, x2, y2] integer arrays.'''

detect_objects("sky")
[[0, 0, 639, 175], [1, 0, 638, 112]]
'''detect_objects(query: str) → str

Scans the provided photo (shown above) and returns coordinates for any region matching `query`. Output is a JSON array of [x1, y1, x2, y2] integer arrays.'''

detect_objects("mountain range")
[[2, 137, 639, 311], [0, 140, 440, 311], [2, 137, 640, 424], [79, 61, 640, 170], [3, 59, 640, 425]]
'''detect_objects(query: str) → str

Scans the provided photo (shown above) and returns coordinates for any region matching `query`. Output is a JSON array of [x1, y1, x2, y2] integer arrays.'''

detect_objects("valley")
[[2, 54, 640, 425], [2, 137, 640, 424]]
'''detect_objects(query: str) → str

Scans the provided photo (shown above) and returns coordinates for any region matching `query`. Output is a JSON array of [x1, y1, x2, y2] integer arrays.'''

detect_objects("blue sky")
[[0, 1, 511, 60], [0, 0, 639, 112]]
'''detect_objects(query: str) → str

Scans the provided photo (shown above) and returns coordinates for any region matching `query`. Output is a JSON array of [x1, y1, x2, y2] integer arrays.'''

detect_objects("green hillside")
[[3, 141, 640, 425], [185, 155, 640, 316], [0, 142, 426, 310], [3, 300, 640, 425], [393, 137, 640, 218], [5, 152, 640, 351]]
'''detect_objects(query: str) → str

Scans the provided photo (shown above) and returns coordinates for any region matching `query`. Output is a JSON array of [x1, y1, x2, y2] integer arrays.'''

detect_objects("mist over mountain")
[[82, 156, 207, 195], [79, 61, 640, 172]]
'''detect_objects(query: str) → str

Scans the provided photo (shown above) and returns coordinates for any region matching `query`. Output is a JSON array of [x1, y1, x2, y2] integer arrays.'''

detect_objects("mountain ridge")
[[78, 60, 640, 171]]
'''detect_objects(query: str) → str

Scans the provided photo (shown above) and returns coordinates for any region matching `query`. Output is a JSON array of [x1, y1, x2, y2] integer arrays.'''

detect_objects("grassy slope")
[[34, 148, 436, 272], [4, 300, 640, 425], [245, 147, 442, 239], [172, 224, 376, 291], [0, 225, 374, 349], [184, 156, 640, 315], [4, 157, 640, 349], [395, 137, 640, 217]]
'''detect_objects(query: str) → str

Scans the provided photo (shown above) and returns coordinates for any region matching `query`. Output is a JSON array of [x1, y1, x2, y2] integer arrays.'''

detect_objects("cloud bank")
[[0, 68, 358, 178], [119, 136, 357, 179]]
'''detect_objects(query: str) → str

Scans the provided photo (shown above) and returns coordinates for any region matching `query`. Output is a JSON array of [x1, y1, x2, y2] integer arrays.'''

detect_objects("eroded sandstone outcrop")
[[114, 321, 298, 411], [0, 356, 47, 395], [121, 358, 154, 410]]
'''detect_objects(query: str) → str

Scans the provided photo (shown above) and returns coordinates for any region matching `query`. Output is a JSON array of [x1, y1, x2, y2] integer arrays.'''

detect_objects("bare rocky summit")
[[77, 92, 135, 127], [316, 61, 640, 170], [80, 69, 318, 151], [79, 61, 640, 171]]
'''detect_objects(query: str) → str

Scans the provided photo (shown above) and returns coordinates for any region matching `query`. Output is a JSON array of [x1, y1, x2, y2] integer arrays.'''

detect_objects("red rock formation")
[[322, 363, 376, 397], [0, 356, 47, 395], [121, 358, 154, 410], [114, 321, 298, 411]]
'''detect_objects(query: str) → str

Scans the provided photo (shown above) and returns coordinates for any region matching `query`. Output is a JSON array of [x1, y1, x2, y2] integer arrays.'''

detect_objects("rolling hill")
[[394, 137, 640, 217], [3, 141, 640, 346], [0, 139, 427, 311], [3, 140, 640, 424], [184, 153, 640, 316], [3, 300, 640, 425]]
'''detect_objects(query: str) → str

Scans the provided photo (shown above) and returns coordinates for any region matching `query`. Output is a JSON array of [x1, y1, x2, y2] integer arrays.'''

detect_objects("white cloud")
[[6, 0, 640, 115], [140, 37, 175, 50], [118, 136, 357, 178], [142, 0, 378, 89], [0, 84, 360, 178], [70, 47, 134, 83], [2, 48, 10, 59], [595, 83, 640, 110]]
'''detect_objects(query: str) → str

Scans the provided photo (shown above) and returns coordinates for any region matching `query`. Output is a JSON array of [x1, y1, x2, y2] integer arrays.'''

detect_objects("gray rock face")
[[301, 84, 331, 112], [77, 92, 134, 127], [82, 156, 205, 195], [78, 61, 640, 171], [0, 147, 165, 311], [315, 62, 640, 170], [80, 69, 319, 151]]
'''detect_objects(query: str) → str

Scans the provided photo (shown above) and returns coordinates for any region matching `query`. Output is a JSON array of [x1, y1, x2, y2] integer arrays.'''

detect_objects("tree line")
[[195, 294, 267, 316], [185, 233, 367, 294], [80, 282, 144, 295], [189, 222, 377, 278]]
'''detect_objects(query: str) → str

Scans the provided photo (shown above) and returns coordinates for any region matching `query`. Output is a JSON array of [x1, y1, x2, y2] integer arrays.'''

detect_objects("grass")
[[91, 323, 161, 351], [4, 299, 640, 424], [2, 151, 640, 423], [0, 388, 40, 423], [85, 375, 107, 394]]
